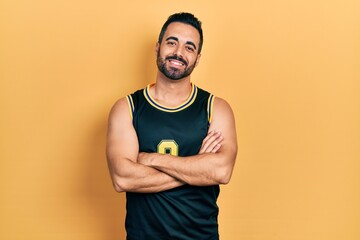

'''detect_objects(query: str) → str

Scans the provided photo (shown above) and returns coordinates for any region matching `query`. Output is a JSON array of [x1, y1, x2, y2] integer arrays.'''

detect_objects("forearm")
[[138, 151, 235, 186], [110, 158, 184, 193]]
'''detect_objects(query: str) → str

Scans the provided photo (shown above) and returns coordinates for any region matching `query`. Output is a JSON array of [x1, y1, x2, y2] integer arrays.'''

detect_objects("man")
[[106, 12, 237, 240]]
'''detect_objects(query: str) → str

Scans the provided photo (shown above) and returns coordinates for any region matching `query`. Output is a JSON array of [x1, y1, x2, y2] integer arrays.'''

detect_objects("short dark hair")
[[158, 12, 203, 53]]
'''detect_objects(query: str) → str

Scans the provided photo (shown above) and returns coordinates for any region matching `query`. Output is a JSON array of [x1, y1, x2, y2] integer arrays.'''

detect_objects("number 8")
[[157, 140, 178, 156]]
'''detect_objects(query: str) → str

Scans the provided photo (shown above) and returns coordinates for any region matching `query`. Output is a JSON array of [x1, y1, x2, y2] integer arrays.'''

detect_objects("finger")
[[211, 143, 222, 153], [202, 131, 216, 144], [206, 135, 223, 153], [200, 132, 223, 153], [199, 131, 216, 154], [199, 131, 219, 153], [204, 132, 222, 152]]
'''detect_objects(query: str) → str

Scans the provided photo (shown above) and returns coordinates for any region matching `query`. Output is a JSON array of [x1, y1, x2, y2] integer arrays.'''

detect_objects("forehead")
[[163, 22, 200, 45]]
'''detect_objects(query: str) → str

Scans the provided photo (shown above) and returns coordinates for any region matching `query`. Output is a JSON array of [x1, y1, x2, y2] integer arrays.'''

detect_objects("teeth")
[[169, 60, 184, 66]]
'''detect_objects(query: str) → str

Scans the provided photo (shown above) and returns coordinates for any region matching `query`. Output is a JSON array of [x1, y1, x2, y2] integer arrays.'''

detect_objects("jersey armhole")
[[126, 95, 135, 120], [207, 94, 215, 124]]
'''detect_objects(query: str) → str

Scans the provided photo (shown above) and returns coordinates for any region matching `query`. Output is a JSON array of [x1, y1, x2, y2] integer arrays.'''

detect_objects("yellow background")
[[1, 0, 359, 239]]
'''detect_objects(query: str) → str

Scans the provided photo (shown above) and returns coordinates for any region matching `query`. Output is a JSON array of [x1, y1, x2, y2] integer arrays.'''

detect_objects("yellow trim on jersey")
[[143, 83, 198, 112], [126, 95, 134, 120], [207, 94, 215, 124]]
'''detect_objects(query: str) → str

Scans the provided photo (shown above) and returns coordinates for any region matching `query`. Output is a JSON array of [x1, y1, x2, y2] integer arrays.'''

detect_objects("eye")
[[167, 41, 176, 46], [186, 46, 195, 52]]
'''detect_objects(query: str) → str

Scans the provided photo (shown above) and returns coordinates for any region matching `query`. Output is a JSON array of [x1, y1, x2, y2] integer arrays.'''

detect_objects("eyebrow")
[[165, 36, 197, 50]]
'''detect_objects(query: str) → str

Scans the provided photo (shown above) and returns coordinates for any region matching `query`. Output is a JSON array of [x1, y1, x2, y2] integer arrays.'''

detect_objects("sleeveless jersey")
[[125, 84, 220, 240]]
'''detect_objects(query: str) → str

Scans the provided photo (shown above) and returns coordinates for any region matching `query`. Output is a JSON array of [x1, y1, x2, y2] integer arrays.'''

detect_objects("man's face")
[[156, 22, 201, 80]]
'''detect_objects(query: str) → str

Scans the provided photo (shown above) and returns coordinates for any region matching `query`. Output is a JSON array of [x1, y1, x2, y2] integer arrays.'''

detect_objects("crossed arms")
[[106, 96, 237, 193]]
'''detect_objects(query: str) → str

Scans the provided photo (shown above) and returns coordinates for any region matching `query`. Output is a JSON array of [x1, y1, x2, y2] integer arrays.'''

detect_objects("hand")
[[198, 131, 223, 154], [138, 152, 147, 165], [138, 152, 156, 166]]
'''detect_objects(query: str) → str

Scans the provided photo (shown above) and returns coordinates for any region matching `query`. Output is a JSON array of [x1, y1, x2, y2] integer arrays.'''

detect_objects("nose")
[[174, 44, 185, 58]]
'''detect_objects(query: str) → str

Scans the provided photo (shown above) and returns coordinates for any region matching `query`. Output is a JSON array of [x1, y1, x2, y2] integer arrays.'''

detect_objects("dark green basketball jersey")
[[125, 84, 220, 240]]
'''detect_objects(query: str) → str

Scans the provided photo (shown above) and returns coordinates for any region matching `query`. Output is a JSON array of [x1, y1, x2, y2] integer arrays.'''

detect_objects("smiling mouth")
[[166, 55, 187, 67], [168, 59, 186, 67]]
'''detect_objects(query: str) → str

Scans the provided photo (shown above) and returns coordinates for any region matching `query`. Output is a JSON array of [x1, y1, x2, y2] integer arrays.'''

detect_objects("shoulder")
[[211, 96, 235, 125], [108, 97, 131, 122], [109, 87, 145, 118], [213, 97, 233, 111]]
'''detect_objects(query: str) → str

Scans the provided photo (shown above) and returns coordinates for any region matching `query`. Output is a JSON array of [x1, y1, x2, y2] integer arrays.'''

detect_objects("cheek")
[[188, 56, 198, 66], [159, 46, 173, 55], [158, 51, 171, 61]]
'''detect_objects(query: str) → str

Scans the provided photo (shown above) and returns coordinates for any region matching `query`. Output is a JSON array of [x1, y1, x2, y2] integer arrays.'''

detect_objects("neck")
[[150, 72, 193, 106]]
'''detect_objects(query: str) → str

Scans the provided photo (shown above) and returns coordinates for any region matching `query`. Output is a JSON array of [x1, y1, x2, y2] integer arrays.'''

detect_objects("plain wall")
[[1, 0, 359, 239]]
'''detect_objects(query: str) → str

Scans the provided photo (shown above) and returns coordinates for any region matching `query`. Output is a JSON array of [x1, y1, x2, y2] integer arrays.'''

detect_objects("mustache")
[[165, 55, 187, 66]]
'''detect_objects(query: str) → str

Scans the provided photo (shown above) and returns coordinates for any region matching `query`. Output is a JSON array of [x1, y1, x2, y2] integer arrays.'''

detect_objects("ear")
[[155, 42, 160, 56], [195, 53, 201, 67]]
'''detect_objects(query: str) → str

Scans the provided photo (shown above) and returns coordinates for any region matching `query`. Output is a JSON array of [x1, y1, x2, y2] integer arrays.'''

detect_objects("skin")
[[106, 22, 237, 192]]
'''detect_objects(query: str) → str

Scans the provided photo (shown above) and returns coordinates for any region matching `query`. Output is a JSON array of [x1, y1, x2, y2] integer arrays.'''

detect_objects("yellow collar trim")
[[143, 83, 198, 112]]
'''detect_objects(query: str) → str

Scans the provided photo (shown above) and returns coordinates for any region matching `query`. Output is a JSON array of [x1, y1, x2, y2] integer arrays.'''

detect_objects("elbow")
[[217, 151, 237, 185], [113, 182, 125, 193], [112, 176, 128, 193], [217, 174, 231, 185], [216, 166, 233, 185]]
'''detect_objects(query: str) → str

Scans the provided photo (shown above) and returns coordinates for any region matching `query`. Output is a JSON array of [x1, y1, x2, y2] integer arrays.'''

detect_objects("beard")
[[157, 52, 197, 80]]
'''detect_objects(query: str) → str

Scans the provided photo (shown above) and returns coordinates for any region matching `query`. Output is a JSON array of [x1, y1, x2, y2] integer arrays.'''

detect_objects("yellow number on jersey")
[[157, 140, 178, 156]]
